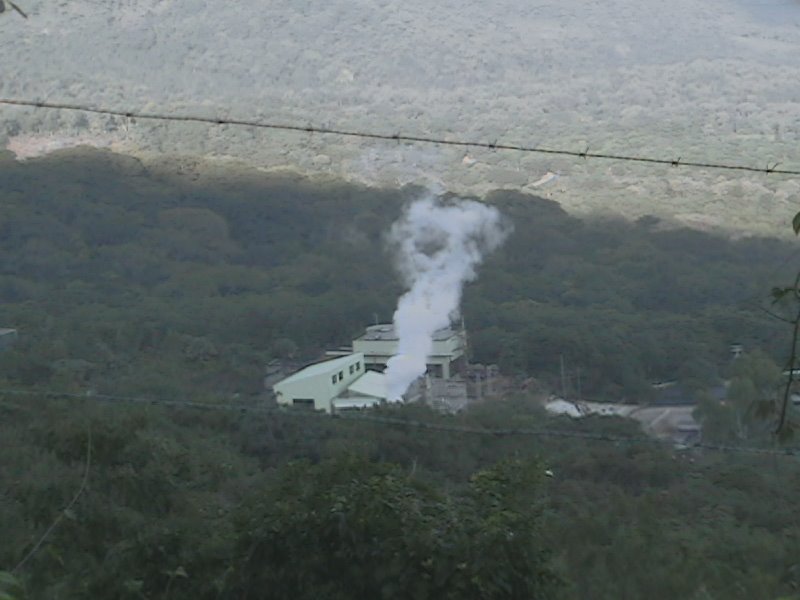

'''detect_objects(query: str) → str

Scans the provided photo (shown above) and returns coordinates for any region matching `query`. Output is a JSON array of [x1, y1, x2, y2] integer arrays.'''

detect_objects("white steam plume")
[[385, 194, 510, 401]]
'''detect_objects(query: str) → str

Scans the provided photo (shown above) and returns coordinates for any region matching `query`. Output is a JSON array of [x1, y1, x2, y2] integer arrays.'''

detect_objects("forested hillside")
[[4, 0, 800, 595], [2, 148, 800, 598], [0, 148, 791, 399], [3, 395, 800, 599]]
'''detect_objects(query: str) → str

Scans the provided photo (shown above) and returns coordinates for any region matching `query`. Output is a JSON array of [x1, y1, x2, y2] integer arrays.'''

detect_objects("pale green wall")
[[274, 353, 365, 413]]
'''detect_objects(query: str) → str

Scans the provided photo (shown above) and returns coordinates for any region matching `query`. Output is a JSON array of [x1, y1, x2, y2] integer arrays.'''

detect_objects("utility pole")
[[576, 366, 582, 401], [560, 354, 567, 399]]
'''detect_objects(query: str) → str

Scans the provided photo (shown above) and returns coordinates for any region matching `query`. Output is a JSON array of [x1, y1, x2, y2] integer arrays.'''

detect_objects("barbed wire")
[[0, 1, 28, 19], [2, 97, 799, 176], [3, 387, 800, 459]]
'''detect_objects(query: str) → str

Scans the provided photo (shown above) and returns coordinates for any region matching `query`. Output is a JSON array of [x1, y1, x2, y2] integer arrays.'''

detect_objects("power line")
[[3, 387, 800, 459], [2, 97, 799, 176]]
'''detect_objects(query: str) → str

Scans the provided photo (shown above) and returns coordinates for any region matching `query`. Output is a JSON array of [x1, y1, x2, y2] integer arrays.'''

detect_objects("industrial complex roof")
[[277, 353, 363, 386], [346, 371, 387, 400], [355, 324, 460, 342]]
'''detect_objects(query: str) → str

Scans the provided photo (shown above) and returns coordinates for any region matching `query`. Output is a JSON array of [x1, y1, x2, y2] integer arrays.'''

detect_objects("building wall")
[[353, 332, 466, 379], [353, 336, 465, 361], [274, 353, 365, 413], [352, 338, 397, 359]]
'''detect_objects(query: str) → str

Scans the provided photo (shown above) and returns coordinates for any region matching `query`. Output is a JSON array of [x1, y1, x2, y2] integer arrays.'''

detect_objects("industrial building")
[[271, 322, 495, 414], [353, 324, 467, 379], [273, 352, 388, 413]]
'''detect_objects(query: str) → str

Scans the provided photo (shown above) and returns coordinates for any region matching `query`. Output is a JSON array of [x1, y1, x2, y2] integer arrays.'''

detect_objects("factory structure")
[[272, 352, 385, 413], [272, 323, 496, 413], [352, 324, 467, 379]]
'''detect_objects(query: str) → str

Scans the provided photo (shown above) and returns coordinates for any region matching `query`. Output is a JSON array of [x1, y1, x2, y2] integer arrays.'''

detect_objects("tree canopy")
[[2, 149, 799, 598], [0, 149, 792, 400]]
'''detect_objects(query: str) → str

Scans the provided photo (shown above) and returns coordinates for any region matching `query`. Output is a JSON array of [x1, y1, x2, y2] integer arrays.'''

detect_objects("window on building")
[[338, 371, 343, 381], [356, 361, 361, 371], [349, 365, 354, 375], [332, 375, 337, 385], [427, 364, 443, 378]]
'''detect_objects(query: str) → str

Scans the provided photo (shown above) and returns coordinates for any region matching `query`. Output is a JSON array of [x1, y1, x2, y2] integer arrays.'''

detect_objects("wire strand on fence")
[[2, 97, 799, 176]]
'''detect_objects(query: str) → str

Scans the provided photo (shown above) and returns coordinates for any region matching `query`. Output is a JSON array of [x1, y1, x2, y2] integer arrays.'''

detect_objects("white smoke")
[[385, 194, 510, 401]]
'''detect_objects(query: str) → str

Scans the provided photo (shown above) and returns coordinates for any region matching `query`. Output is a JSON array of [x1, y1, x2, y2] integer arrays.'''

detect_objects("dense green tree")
[[232, 455, 561, 600], [694, 350, 781, 441], [4, 393, 800, 599], [0, 149, 792, 399]]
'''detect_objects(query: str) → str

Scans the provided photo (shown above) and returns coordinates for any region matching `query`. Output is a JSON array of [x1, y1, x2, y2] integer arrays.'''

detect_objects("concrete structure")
[[427, 378, 469, 413], [274, 353, 368, 413], [331, 397, 382, 410], [629, 406, 701, 446], [544, 398, 585, 418], [466, 363, 500, 400], [545, 399, 638, 418], [544, 398, 701, 447], [344, 370, 387, 400], [352, 324, 466, 379], [333, 371, 388, 411], [271, 322, 483, 414], [0, 329, 17, 352], [273, 353, 390, 413]]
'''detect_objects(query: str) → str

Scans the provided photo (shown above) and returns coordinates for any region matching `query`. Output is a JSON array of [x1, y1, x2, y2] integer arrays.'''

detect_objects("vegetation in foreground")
[[2, 149, 799, 598], [3, 396, 800, 599]]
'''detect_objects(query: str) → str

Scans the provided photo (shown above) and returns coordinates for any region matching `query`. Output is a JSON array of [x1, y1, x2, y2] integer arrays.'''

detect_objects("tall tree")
[[231, 455, 562, 600]]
